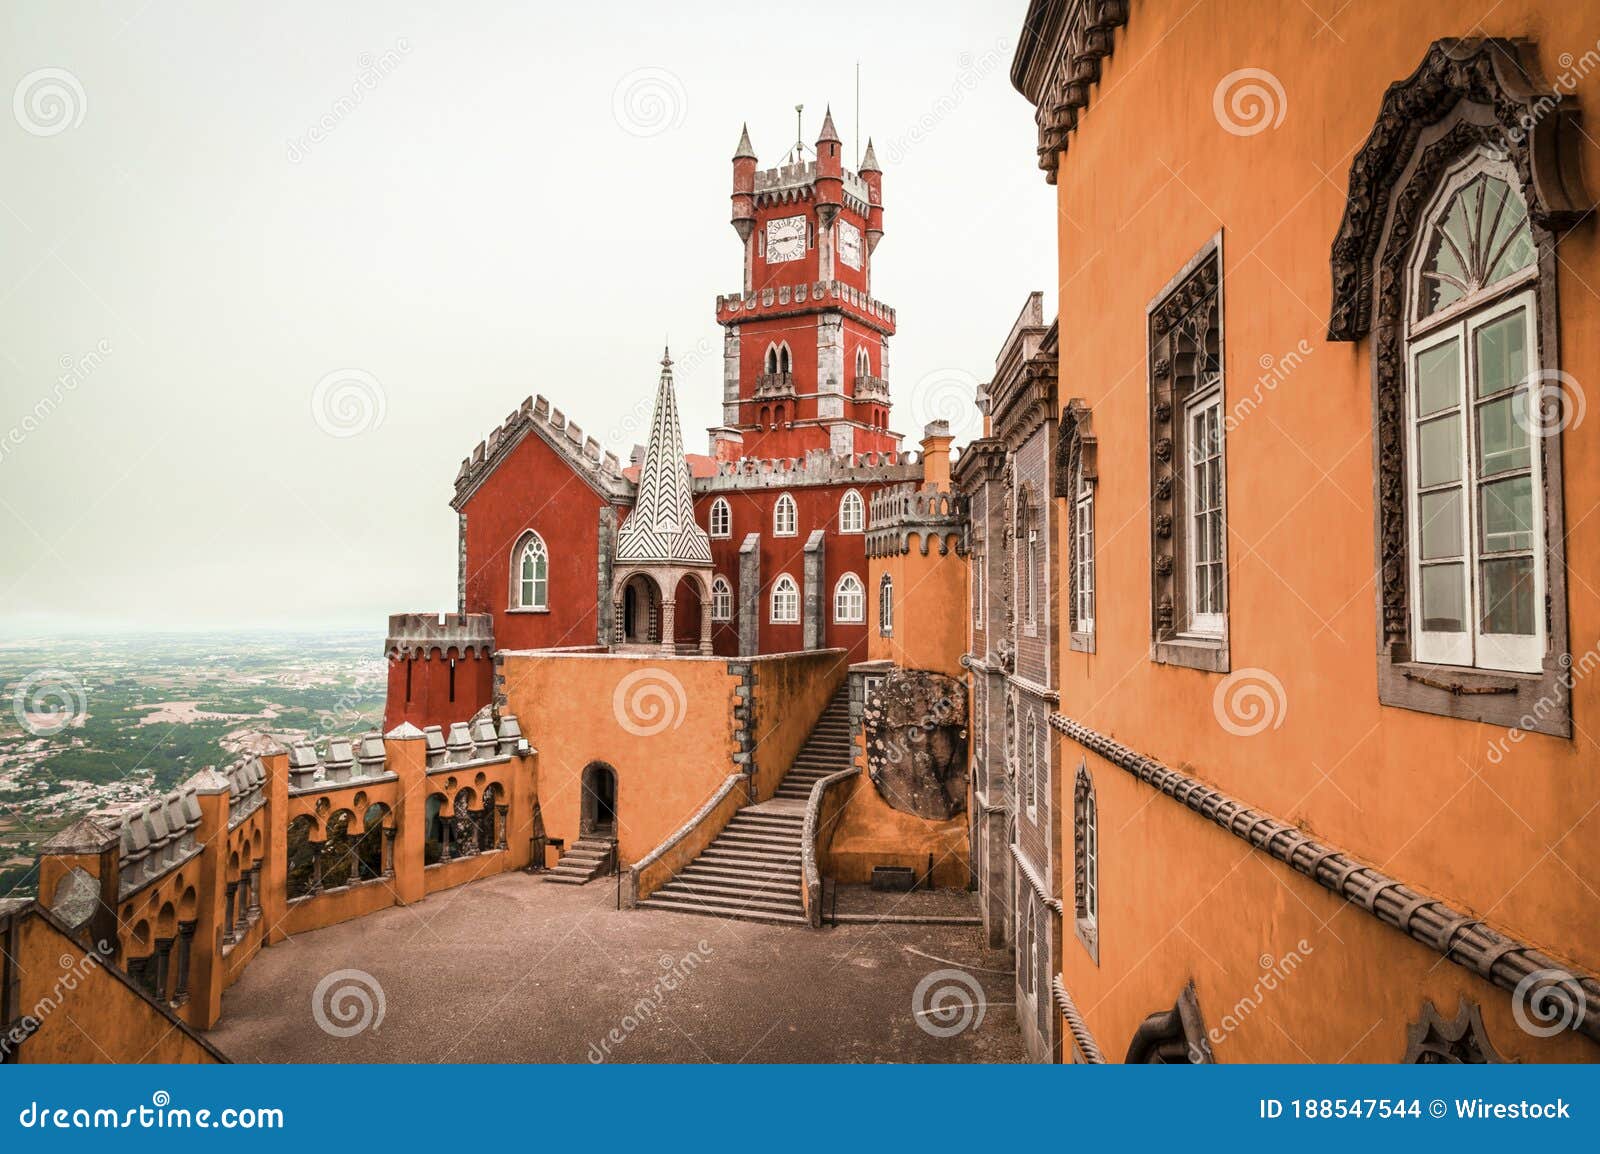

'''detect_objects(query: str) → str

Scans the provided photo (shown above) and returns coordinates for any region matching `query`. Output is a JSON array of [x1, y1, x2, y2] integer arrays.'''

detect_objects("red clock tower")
[[715, 109, 901, 460]]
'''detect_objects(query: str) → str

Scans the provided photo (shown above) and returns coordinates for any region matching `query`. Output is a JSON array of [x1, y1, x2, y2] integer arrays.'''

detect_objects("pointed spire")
[[860, 137, 881, 174], [733, 123, 756, 160], [817, 104, 841, 144], [615, 352, 712, 567]]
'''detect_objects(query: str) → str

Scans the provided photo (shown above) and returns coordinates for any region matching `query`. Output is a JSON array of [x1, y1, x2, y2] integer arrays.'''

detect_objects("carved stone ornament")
[[864, 669, 970, 821], [1402, 999, 1511, 1064]]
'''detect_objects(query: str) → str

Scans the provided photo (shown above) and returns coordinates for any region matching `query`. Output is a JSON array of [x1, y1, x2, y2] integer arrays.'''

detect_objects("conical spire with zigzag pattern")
[[615, 348, 713, 566]]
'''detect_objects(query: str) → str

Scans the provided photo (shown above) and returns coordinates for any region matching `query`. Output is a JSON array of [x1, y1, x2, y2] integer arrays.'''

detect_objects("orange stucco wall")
[[823, 774, 969, 889], [1046, 0, 1600, 1061], [746, 650, 848, 799], [869, 546, 968, 677]]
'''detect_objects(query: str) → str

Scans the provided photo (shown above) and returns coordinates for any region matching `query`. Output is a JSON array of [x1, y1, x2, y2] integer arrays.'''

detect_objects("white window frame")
[[773, 492, 798, 537], [1075, 463, 1095, 636], [770, 573, 800, 624], [972, 554, 984, 628], [511, 531, 549, 611], [1182, 385, 1226, 638], [710, 575, 733, 622], [1074, 764, 1099, 961], [833, 572, 864, 624], [878, 574, 894, 636], [838, 489, 864, 534], [708, 497, 731, 539], [1403, 153, 1545, 675]]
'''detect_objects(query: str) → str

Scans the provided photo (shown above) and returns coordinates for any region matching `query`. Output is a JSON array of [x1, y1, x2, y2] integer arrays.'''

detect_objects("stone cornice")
[[1011, 0, 1131, 183], [951, 436, 1007, 490], [1049, 712, 1600, 1046]]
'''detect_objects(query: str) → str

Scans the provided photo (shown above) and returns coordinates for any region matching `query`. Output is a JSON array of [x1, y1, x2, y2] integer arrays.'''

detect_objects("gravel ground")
[[207, 871, 1024, 1063]]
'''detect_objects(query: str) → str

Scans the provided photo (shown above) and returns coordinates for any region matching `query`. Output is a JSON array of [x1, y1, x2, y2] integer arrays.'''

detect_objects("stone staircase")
[[544, 837, 616, 885], [638, 685, 855, 925]]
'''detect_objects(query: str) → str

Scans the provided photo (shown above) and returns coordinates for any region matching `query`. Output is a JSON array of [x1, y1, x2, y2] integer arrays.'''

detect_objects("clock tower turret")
[[715, 116, 900, 460]]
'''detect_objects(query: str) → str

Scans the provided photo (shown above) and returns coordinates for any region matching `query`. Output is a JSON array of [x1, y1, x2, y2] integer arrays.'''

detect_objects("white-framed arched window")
[[878, 573, 893, 636], [833, 573, 864, 623], [511, 531, 548, 610], [710, 575, 733, 622], [855, 347, 870, 378], [770, 574, 799, 623], [773, 492, 798, 537], [708, 496, 731, 538], [1074, 762, 1099, 962], [838, 489, 864, 534], [1405, 150, 1543, 674]]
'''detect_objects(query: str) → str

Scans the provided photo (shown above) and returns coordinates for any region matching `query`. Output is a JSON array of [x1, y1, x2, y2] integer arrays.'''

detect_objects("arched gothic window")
[[773, 492, 798, 536], [1073, 763, 1098, 962], [708, 497, 731, 538], [833, 573, 864, 623], [770, 574, 799, 624], [838, 489, 864, 533], [513, 531, 548, 610], [878, 574, 894, 636], [710, 575, 733, 622]]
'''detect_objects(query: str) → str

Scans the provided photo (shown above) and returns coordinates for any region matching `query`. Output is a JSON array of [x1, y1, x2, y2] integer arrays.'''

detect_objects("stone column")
[[612, 596, 626, 646], [173, 921, 196, 1006], [247, 863, 262, 916], [153, 937, 174, 1002], [495, 804, 508, 851], [381, 826, 396, 876], [222, 883, 238, 945], [308, 845, 324, 895], [659, 598, 676, 656], [440, 818, 453, 863]]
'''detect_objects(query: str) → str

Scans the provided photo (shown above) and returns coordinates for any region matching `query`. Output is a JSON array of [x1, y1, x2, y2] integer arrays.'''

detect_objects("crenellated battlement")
[[716, 279, 896, 335], [694, 447, 924, 493], [866, 482, 969, 558], [385, 612, 494, 659], [453, 393, 634, 509]]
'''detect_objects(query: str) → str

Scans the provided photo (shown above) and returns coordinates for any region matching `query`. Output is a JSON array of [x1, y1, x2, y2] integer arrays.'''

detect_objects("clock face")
[[765, 215, 806, 263], [838, 221, 863, 270]]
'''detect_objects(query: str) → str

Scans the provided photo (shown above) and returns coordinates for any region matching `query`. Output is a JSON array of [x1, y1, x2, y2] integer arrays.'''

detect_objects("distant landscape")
[[0, 631, 387, 898]]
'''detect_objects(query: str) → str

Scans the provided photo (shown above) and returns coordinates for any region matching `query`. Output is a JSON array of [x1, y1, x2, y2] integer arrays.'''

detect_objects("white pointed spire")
[[615, 349, 713, 566]]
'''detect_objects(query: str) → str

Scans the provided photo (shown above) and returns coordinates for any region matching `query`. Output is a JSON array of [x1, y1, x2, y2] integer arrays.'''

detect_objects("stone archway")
[[580, 762, 618, 839], [619, 572, 661, 646], [611, 565, 713, 655]]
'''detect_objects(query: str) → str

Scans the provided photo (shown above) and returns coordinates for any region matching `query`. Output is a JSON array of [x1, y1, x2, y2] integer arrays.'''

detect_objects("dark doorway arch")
[[620, 573, 660, 645], [581, 762, 618, 839]]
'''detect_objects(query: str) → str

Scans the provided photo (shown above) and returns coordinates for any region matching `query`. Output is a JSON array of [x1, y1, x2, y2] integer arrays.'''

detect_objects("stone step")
[[698, 850, 802, 870], [681, 862, 802, 883], [702, 842, 802, 862], [727, 815, 804, 831], [640, 893, 808, 926], [672, 871, 800, 896], [716, 836, 802, 854], [658, 882, 803, 912]]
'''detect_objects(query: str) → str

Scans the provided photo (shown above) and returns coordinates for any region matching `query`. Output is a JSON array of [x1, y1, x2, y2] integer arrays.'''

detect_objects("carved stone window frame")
[[1147, 233, 1229, 673], [1072, 761, 1099, 964], [1327, 39, 1590, 737], [1057, 398, 1098, 653]]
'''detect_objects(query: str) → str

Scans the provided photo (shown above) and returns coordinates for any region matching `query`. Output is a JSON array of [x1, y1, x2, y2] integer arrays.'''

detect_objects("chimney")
[[920, 420, 953, 491]]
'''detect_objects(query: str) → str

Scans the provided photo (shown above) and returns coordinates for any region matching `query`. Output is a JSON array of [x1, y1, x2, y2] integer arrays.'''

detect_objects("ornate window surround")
[[1147, 233, 1229, 673], [1072, 761, 1099, 964], [1327, 38, 1590, 737], [877, 573, 894, 636], [1057, 398, 1098, 653]]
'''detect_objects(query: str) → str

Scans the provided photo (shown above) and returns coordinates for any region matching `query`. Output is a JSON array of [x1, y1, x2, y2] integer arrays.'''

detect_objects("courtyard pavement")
[[207, 871, 1025, 1063]]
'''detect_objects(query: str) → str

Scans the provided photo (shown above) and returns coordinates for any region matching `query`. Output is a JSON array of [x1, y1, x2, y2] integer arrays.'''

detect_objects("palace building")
[[1004, 0, 1600, 1063]]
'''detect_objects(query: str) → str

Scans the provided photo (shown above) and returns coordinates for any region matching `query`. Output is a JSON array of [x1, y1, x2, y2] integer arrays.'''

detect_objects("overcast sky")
[[0, 1, 1053, 634]]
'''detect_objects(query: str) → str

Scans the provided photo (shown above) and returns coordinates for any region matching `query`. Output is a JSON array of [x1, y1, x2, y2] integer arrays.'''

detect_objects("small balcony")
[[853, 374, 889, 403], [754, 372, 796, 400]]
